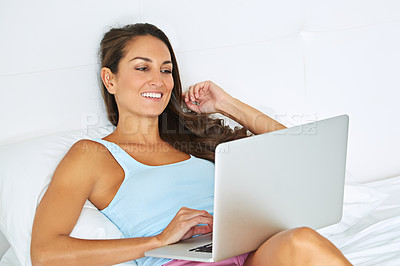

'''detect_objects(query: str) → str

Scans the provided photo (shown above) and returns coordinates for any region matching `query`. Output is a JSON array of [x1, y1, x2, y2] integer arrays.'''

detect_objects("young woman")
[[31, 23, 352, 266]]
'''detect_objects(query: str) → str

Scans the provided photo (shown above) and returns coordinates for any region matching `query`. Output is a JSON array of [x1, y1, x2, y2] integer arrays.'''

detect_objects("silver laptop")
[[145, 114, 349, 262]]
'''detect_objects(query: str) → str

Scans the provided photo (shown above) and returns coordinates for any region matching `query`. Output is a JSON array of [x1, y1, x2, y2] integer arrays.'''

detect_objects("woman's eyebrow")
[[130, 56, 172, 65]]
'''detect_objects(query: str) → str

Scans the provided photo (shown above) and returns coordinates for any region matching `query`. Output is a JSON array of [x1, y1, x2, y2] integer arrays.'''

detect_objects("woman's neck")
[[107, 113, 163, 145]]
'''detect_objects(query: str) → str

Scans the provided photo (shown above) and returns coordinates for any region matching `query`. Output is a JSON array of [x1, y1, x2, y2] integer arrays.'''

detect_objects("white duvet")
[[318, 176, 400, 265]]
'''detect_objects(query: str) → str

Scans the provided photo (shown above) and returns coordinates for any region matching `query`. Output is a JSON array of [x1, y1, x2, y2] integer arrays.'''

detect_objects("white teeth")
[[141, 92, 162, 99]]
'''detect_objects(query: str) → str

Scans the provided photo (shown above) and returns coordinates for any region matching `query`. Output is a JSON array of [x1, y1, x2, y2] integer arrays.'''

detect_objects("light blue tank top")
[[91, 139, 215, 266]]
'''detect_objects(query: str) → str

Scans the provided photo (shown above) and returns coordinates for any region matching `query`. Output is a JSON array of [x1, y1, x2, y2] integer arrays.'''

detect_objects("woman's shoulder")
[[71, 138, 105, 151], [65, 139, 112, 166]]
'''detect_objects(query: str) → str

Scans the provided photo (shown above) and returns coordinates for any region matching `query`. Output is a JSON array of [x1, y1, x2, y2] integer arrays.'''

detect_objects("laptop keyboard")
[[189, 243, 212, 253]]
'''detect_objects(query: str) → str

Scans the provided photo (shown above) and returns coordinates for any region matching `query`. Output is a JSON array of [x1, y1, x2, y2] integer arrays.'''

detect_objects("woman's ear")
[[101, 67, 117, 94]]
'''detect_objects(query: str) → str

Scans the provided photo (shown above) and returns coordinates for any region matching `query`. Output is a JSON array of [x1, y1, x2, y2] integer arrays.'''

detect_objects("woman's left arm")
[[183, 81, 286, 135]]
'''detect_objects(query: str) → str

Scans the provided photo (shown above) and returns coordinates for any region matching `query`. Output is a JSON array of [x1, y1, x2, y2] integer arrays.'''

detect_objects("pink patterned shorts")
[[162, 253, 250, 266]]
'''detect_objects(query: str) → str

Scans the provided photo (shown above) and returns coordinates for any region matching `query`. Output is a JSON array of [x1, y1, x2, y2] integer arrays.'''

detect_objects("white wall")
[[302, 0, 400, 181]]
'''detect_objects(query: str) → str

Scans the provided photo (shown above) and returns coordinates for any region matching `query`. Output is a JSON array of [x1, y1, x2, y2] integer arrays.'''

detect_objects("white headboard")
[[1, 1, 399, 181]]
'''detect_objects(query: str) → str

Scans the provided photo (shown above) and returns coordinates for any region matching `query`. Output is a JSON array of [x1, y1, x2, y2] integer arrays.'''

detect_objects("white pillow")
[[0, 126, 126, 266]]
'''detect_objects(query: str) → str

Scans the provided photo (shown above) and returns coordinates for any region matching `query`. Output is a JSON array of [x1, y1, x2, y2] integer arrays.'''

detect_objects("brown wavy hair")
[[98, 23, 252, 162]]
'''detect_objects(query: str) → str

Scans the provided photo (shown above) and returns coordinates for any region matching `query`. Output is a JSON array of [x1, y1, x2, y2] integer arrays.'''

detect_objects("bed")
[[1, 0, 400, 265]]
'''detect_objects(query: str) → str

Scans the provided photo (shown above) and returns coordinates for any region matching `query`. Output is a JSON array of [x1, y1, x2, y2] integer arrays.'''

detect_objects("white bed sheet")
[[0, 248, 18, 266], [320, 176, 400, 265], [1, 176, 400, 266]]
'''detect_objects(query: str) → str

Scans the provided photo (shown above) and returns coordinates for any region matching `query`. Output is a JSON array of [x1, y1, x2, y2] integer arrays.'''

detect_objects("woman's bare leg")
[[244, 227, 352, 266]]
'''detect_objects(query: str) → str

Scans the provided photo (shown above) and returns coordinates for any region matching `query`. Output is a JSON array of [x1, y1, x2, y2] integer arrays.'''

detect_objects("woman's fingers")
[[183, 87, 196, 103], [182, 88, 200, 113], [192, 224, 213, 236], [185, 83, 206, 103], [158, 208, 213, 245], [177, 208, 213, 220], [188, 85, 195, 102], [184, 99, 200, 113], [182, 224, 213, 240], [175, 210, 213, 232], [182, 81, 227, 114], [193, 83, 204, 99]]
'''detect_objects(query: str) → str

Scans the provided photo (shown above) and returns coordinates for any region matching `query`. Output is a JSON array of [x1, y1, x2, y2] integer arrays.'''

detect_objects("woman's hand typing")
[[156, 207, 213, 246]]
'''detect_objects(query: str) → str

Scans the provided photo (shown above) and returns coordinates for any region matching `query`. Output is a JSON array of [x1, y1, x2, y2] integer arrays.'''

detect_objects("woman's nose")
[[148, 69, 163, 87]]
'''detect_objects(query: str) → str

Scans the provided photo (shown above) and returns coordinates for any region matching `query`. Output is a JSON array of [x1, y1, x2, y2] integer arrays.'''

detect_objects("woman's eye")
[[135, 67, 171, 74]]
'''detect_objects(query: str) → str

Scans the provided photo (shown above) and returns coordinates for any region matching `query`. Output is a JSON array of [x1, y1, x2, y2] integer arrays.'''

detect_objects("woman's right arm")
[[30, 140, 213, 266], [30, 140, 163, 266]]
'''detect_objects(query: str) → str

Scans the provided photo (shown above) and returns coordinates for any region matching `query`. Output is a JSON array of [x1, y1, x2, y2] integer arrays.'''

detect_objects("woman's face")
[[110, 35, 174, 119]]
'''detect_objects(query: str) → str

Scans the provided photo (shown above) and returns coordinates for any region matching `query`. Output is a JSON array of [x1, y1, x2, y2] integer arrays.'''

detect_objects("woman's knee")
[[283, 227, 325, 252], [252, 227, 323, 257], [244, 227, 322, 265], [245, 227, 350, 265]]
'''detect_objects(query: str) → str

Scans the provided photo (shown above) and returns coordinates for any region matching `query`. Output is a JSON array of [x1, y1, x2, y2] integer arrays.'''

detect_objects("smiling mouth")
[[141, 92, 163, 99]]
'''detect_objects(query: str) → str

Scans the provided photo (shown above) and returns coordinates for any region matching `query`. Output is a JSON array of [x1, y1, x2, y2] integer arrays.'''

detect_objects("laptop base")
[[145, 233, 214, 262]]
